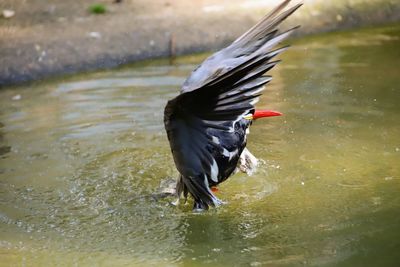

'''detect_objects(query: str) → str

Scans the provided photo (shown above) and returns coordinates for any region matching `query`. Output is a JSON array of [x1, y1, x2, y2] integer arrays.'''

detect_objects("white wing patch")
[[222, 148, 239, 160], [210, 158, 219, 183], [204, 174, 223, 206], [211, 135, 220, 145]]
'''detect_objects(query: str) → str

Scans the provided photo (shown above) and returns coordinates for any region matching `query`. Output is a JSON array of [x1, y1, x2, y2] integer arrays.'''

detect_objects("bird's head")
[[244, 110, 282, 120]]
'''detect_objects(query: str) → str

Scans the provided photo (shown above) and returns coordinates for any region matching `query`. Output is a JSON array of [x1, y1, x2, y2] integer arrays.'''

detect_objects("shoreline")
[[1, 0, 399, 87]]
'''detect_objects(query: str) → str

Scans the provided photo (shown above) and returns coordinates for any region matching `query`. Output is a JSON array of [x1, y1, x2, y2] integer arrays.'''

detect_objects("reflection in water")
[[0, 24, 400, 266]]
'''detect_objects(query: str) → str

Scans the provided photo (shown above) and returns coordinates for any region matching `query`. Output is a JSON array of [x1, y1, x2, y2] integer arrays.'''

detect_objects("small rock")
[[38, 50, 46, 62], [88, 31, 101, 39], [2, 9, 15, 19], [202, 5, 224, 13], [310, 9, 321, 16], [12, 94, 21, 101]]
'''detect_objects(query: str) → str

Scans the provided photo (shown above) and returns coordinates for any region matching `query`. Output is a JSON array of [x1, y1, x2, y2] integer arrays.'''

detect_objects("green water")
[[1, 24, 400, 266]]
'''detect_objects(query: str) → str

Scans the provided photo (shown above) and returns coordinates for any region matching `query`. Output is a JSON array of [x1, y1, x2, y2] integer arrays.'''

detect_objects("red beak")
[[253, 110, 282, 120]]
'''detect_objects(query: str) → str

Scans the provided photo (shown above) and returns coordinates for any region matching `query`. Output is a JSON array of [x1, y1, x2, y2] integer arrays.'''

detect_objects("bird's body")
[[164, 0, 301, 210]]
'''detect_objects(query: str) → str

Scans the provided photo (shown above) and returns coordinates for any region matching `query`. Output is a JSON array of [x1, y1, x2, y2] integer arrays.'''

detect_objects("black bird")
[[164, 0, 301, 210]]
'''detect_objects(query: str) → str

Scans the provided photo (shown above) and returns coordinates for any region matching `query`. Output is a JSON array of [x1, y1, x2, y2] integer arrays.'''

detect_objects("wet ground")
[[0, 24, 400, 266]]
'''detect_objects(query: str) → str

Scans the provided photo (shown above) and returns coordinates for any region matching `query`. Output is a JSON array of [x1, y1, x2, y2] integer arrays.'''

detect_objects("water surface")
[[1, 24, 400, 266]]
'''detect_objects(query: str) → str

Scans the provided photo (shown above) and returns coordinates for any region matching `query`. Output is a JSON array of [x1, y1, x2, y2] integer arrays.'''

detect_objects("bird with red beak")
[[164, 0, 301, 210]]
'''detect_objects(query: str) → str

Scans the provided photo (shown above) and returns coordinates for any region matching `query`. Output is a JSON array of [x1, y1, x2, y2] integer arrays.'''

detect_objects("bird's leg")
[[171, 175, 190, 206], [238, 147, 259, 175], [171, 176, 182, 206]]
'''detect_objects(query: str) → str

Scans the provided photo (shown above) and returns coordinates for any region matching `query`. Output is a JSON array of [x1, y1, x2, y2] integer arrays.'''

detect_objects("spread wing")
[[181, 0, 301, 93], [164, 0, 301, 209]]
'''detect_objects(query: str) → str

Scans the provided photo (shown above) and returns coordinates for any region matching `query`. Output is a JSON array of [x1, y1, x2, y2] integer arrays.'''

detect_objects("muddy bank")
[[1, 0, 399, 87]]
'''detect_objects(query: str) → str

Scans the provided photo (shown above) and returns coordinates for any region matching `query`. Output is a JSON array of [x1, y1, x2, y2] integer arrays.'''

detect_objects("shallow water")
[[1, 24, 400, 266]]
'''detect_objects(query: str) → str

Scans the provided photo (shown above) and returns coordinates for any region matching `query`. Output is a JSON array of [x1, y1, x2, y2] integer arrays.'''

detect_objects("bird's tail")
[[176, 175, 222, 210]]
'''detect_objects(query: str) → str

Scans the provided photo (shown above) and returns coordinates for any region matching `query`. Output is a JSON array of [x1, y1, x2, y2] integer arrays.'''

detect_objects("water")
[[1, 24, 400, 266]]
